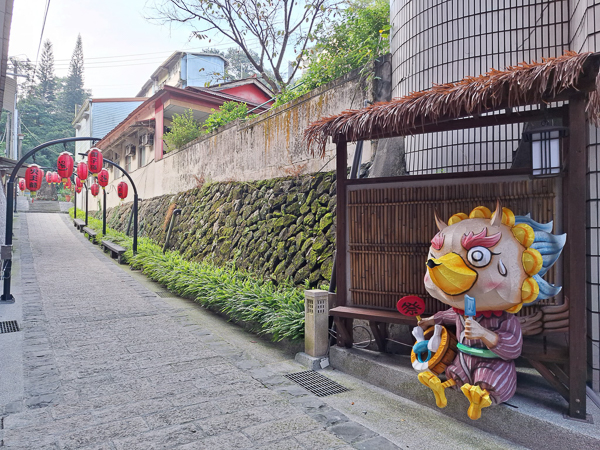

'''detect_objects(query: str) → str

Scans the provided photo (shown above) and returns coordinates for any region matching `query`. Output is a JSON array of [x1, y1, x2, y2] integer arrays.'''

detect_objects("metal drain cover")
[[155, 291, 176, 298], [284, 370, 349, 397], [0, 320, 20, 334]]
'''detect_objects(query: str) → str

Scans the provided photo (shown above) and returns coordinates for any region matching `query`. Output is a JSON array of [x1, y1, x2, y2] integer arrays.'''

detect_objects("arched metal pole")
[[2, 136, 102, 303], [103, 188, 107, 235], [84, 182, 89, 226]]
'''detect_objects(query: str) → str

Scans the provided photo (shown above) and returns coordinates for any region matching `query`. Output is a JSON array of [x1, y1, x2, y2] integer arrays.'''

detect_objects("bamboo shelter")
[[305, 51, 600, 420]]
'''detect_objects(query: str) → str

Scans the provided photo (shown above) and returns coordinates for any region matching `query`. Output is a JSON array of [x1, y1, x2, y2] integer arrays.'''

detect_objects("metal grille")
[[0, 320, 20, 334], [284, 371, 349, 397], [155, 291, 176, 298]]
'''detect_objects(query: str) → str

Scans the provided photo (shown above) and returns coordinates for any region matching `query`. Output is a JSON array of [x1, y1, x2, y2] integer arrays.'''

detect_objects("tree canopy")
[[149, 0, 342, 93]]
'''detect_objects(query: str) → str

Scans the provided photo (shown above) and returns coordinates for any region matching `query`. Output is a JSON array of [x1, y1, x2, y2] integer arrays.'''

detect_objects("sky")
[[8, 0, 237, 98]]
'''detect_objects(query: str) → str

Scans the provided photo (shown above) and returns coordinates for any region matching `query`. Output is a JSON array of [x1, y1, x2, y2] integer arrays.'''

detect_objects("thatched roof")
[[305, 51, 600, 156]]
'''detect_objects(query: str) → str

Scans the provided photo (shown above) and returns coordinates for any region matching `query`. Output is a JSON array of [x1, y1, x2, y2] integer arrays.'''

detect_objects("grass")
[[69, 208, 306, 341]]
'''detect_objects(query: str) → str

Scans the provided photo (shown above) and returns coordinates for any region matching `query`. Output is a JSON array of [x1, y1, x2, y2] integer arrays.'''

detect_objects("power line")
[[34, 0, 51, 72]]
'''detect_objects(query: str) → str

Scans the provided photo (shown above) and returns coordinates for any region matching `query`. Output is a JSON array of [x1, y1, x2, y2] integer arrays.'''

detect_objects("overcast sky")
[[8, 0, 234, 98]]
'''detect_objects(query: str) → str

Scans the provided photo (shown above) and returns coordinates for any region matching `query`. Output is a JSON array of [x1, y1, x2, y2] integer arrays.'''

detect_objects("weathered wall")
[[101, 171, 337, 287], [86, 59, 391, 211]]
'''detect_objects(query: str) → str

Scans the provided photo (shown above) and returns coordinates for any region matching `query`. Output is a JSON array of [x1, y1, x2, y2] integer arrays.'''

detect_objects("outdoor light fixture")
[[522, 121, 568, 177]]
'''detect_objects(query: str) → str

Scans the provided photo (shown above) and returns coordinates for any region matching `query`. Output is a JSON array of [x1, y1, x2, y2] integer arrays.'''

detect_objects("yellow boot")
[[418, 372, 455, 408], [461, 383, 492, 420]]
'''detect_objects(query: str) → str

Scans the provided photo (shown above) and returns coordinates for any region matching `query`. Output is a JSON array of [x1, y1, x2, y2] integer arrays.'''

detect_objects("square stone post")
[[304, 289, 329, 357]]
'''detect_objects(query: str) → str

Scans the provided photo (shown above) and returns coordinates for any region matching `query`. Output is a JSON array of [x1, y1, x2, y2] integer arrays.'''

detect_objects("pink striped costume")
[[433, 308, 523, 405]]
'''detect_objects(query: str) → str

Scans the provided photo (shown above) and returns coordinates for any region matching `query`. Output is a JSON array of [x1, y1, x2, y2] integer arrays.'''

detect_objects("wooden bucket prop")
[[411, 326, 458, 375]]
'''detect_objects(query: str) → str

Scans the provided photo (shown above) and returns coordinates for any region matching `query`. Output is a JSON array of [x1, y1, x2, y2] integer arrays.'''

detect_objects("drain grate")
[[0, 320, 20, 334], [155, 291, 176, 298], [284, 370, 349, 397]]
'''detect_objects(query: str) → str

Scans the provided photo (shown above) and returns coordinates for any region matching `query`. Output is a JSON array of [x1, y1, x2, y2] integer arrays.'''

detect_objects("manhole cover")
[[284, 370, 349, 397], [155, 291, 176, 298], [0, 320, 20, 334]]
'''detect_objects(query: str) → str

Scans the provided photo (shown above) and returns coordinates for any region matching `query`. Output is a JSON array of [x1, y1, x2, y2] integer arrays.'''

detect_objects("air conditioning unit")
[[125, 144, 136, 156], [139, 133, 154, 146]]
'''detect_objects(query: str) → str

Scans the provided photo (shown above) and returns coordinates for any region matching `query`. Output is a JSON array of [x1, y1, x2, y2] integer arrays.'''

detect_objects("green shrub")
[[202, 101, 257, 134], [70, 207, 305, 341], [163, 109, 203, 152]]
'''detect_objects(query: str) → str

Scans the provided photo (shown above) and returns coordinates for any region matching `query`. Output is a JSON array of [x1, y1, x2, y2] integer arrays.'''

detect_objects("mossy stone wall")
[[101, 171, 336, 287]]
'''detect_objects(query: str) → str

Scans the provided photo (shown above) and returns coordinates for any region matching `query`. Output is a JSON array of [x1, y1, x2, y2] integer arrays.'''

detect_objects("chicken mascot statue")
[[415, 202, 565, 420]]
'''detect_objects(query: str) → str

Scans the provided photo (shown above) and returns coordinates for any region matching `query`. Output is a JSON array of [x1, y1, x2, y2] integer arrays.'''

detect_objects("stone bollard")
[[295, 290, 331, 370]]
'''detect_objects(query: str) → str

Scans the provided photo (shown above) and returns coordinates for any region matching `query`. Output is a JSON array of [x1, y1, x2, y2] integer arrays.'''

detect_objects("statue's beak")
[[426, 253, 477, 296]]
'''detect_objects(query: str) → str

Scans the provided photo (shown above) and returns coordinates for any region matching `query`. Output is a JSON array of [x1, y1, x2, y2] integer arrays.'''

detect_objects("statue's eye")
[[467, 246, 492, 268]]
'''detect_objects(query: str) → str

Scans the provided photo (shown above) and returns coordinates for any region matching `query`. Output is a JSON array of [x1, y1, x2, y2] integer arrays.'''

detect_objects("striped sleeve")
[[487, 314, 523, 361], [433, 308, 458, 326]]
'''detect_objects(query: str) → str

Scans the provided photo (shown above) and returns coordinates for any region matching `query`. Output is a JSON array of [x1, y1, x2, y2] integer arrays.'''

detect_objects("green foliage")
[[70, 207, 305, 341], [273, 0, 390, 107], [163, 109, 203, 151], [202, 101, 257, 134], [63, 34, 86, 114]]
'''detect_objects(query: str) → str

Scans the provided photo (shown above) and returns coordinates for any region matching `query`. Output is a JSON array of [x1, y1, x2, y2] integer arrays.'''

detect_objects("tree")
[[37, 39, 56, 102], [150, 0, 341, 93], [63, 34, 86, 114], [274, 0, 389, 106]]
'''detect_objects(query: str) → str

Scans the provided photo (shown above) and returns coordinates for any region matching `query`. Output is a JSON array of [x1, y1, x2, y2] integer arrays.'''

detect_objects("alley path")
[[0, 213, 399, 449]]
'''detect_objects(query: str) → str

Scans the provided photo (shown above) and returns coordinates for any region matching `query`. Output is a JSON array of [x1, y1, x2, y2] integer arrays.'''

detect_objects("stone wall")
[[102, 171, 337, 287]]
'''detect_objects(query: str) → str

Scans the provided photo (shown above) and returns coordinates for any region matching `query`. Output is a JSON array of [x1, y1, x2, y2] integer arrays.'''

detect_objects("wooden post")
[[565, 94, 588, 420], [335, 139, 352, 347]]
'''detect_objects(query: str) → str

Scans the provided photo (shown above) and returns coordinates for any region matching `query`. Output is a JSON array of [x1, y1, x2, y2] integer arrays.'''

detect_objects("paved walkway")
[[0, 213, 400, 449]]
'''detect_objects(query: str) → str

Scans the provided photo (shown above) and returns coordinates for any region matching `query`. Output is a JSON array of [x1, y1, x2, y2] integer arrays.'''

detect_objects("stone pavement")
[[0, 213, 400, 449], [0, 213, 525, 450]]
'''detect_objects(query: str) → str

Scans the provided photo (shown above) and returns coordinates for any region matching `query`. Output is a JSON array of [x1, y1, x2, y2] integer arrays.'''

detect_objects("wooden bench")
[[73, 219, 85, 231], [101, 240, 126, 264], [82, 227, 98, 244], [330, 306, 416, 351]]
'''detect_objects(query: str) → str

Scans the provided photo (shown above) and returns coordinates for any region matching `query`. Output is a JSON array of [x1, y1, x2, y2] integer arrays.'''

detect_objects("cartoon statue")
[[414, 202, 565, 420]]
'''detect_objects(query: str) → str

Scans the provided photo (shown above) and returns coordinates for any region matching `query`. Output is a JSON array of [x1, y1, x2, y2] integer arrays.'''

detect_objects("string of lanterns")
[[19, 147, 130, 202]]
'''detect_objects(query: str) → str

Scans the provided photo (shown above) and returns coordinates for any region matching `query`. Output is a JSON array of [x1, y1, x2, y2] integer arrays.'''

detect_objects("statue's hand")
[[465, 317, 499, 348], [418, 316, 435, 330]]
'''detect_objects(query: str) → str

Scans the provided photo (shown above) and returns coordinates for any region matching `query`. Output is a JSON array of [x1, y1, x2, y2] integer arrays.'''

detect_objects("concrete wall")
[[86, 62, 383, 209]]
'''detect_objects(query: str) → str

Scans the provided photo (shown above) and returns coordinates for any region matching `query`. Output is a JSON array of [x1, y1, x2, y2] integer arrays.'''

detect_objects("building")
[[389, 0, 600, 389], [72, 98, 147, 158], [90, 85, 271, 208], [136, 51, 229, 98]]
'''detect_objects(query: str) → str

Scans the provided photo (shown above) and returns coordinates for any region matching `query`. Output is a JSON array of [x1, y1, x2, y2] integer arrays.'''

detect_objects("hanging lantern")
[[46, 171, 53, 185], [18, 178, 26, 191], [75, 176, 83, 190], [57, 152, 74, 182], [52, 172, 61, 184], [97, 168, 109, 189], [75, 184, 82, 194], [117, 181, 128, 201], [88, 148, 103, 175], [64, 178, 72, 190], [77, 161, 89, 181], [90, 183, 100, 197], [25, 165, 44, 197]]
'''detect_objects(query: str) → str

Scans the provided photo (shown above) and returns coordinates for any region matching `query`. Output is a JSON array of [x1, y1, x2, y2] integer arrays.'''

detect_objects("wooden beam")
[[336, 140, 348, 309], [528, 360, 570, 403], [565, 94, 588, 420]]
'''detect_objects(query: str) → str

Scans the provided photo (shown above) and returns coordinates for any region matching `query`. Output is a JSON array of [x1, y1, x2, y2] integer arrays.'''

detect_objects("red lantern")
[[97, 168, 109, 189], [18, 178, 26, 191], [57, 152, 74, 182], [52, 172, 60, 184], [75, 184, 82, 194], [88, 148, 103, 174], [25, 165, 44, 196], [77, 162, 88, 181], [90, 183, 100, 197], [75, 176, 83, 190], [46, 171, 52, 185], [64, 178, 72, 190], [117, 181, 128, 201]]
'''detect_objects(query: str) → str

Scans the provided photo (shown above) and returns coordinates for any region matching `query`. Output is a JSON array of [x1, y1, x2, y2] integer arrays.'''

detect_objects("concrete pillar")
[[304, 289, 329, 357]]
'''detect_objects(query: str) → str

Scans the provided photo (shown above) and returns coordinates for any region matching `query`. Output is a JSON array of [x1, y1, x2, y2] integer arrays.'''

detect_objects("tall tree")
[[63, 34, 86, 115], [37, 39, 56, 102], [150, 0, 341, 93]]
